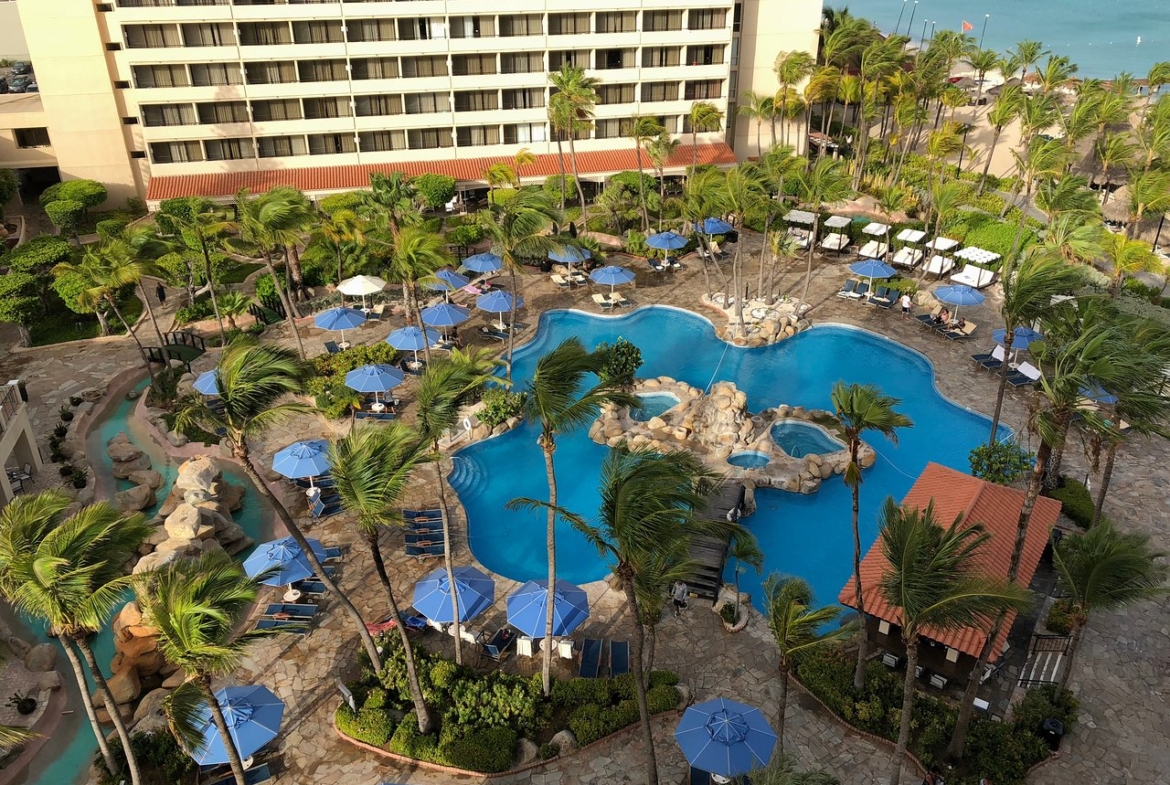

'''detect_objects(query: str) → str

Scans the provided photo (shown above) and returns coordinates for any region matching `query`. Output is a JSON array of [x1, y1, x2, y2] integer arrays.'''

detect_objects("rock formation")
[[106, 432, 156, 512]]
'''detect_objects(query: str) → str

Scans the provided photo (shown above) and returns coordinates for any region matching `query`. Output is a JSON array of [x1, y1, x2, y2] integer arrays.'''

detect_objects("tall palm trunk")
[[62, 639, 117, 774], [77, 636, 142, 785], [261, 251, 306, 360], [801, 214, 820, 303], [95, 308, 112, 336], [634, 144, 650, 232], [657, 174, 666, 232], [106, 294, 154, 384], [364, 529, 434, 734], [431, 446, 464, 666], [889, 637, 919, 785], [506, 269, 518, 382], [691, 128, 700, 178], [554, 136, 568, 212], [1056, 621, 1085, 696], [849, 444, 868, 690], [235, 448, 384, 671], [1045, 415, 1073, 489], [200, 676, 246, 785], [407, 282, 432, 364], [285, 244, 305, 307], [540, 438, 558, 697], [567, 135, 590, 227], [756, 214, 774, 296], [977, 127, 1004, 194], [775, 660, 791, 750], [197, 235, 227, 342], [1093, 441, 1118, 527], [731, 242, 746, 335], [621, 578, 660, 785], [987, 330, 1015, 442]]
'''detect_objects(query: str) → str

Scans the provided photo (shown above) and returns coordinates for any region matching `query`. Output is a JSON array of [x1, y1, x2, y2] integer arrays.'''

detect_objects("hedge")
[[336, 704, 396, 747], [1045, 477, 1096, 529], [438, 726, 517, 773]]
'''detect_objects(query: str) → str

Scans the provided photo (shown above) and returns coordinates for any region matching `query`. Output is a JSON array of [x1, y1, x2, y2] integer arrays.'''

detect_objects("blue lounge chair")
[[262, 603, 318, 620], [324, 546, 343, 561], [578, 638, 602, 678], [406, 531, 444, 546], [408, 521, 443, 537], [403, 508, 443, 520], [325, 341, 342, 354], [835, 279, 858, 299], [406, 543, 445, 560], [311, 496, 342, 520], [478, 325, 507, 341], [402, 613, 428, 633], [255, 617, 308, 633], [307, 565, 336, 580], [481, 628, 517, 661], [294, 580, 326, 597], [609, 640, 630, 677], [209, 763, 272, 785], [970, 349, 995, 365], [851, 282, 870, 301]]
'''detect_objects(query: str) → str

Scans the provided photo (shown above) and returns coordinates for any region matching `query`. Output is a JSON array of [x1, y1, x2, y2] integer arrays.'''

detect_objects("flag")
[[961, 20, 975, 32]]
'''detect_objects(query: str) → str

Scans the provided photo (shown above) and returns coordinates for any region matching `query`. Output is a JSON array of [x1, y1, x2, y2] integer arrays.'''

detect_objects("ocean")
[[839, 0, 1170, 79]]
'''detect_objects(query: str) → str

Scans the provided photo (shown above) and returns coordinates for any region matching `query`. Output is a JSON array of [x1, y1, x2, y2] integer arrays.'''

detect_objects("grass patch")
[[30, 290, 144, 346], [218, 261, 263, 285]]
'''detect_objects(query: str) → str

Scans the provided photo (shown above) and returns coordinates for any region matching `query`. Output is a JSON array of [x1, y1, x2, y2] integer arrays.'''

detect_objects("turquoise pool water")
[[771, 421, 845, 458], [628, 392, 680, 422], [450, 307, 1008, 611], [17, 379, 273, 785], [728, 451, 771, 469]]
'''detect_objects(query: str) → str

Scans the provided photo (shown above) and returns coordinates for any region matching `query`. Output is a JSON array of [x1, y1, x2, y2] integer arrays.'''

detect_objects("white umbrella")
[[337, 275, 387, 309]]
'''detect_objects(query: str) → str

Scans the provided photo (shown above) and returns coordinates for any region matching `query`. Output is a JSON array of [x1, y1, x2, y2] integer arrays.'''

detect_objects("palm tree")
[[135, 553, 275, 785], [978, 85, 1025, 194], [548, 64, 600, 223], [361, 171, 419, 240], [155, 197, 232, 341], [645, 131, 681, 231], [762, 575, 853, 749], [774, 51, 816, 148], [878, 499, 1032, 785], [310, 208, 365, 285], [328, 424, 436, 733], [0, 493, 151, 785], [217, 291, 250, 332], [514, 339, 639, 696], [965, 48, 999, 105], [1095, 133, 1137, 203], [1145, 61, 1170, 111], [688, 101, 724, 176], [852, 36, 909, 189], [629, 116, 666, 232], [738, 92, 774, 156], [484, 162, 517, 204], [1101, 231, 1162, 297], [173, 340, 384, 670], [1053, 521, 1167, 694], [513, 147, 537, 181], [1009, 40, 1049, 83], [1034, 175, 1101, 222], [919, 182, 969, 283], [547, 93, 572, 212], [386, 227, 452, 364], [1124, 168, 1170, 239], [721, 163, 769, 333], [793, 156, 853, 302], [830, 382, 912, 689], [104, 226, 178, 358], [632, 538, 695, 674]]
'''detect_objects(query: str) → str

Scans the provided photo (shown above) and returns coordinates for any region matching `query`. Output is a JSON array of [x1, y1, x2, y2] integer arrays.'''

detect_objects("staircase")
[[1018, 634, 1071, 687], [681, 482, 746, 602]]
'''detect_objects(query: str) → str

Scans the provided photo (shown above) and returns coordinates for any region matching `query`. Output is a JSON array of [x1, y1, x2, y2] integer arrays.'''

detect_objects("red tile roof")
[[145, 142, 737, 202], [838, 462, 1061, 660]]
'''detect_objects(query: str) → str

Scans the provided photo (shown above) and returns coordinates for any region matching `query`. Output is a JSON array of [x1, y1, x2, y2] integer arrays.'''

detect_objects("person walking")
[[155, 283, 167, 304], [671, 580, 689, 617], [900, 292, 912, 319]]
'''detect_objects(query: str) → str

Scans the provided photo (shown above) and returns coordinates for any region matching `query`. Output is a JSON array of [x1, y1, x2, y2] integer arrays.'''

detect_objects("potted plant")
[[59, 405, 73, 423], [70, 467, 87, 489], [59, 462, 74, 477], [7, 691, 35, 715], [719, 602, 744, 632], [68, 395, 82, 407], [53, 424, 68, 438]]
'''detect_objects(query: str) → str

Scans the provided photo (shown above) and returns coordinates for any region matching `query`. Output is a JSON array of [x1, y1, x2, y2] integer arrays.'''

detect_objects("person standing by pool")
[[155, 283, 166, 304], [900, 292, 912, 319], [671, 581, 689, 617]]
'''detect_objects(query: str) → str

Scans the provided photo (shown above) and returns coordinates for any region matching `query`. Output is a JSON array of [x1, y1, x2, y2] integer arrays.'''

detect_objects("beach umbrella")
[[424, 268, 470, 299], [420, 302, 471, 328], [344, 364, 404, 405], [506, 579, 589, 638], [243, 535, 329, 586], [699, 217, 734, 235], [674, 697, 777, 779], [193, 370, 219, 396], [386, 326, 440, 363], [589, 264, 636, 294], [1079, 382, 1118, 405], [271, 439, 331, 482], [412, 566, 495, 624], [189, 685, 285, 766], [848, 259, 896, 295], [313, 307, 366, 346], [992, 326, 1044, 351], [549, 246, 592, 266], [933, 284, 985, 321], [337, 275, 387, 309], [461, 252, 503, 274], [646, 230, 688, 266], [476, 290, 524, 331]]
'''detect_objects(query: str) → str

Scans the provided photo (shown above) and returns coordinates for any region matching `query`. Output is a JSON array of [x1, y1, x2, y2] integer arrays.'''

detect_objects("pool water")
[[771, 421, 844, 458], [629, 392, 680, 422], [727, 451, 771, 469]]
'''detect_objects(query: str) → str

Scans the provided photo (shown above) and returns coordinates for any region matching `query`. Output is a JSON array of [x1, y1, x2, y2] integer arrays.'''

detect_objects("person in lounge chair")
[[931, 307, 950, 325]]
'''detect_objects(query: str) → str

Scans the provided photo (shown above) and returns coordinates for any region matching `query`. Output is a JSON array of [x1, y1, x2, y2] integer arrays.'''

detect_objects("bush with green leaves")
[[96, 731, 196, 785], [389, 718, 442, 764], [0, 271, 41, 344], [539, 742, 560, 760], [254, 272, 277, 300], [40, 179, 108, 211], [609, 170, 657, 194], [446, 223, 485, 247], [319, 190, 366, 216], [488, 188, 518, 207], [1045, 477, 1096, 529], [1044, 598, 1077, 635], [595, 337, 643, 388], [44, 199, 85, 237], [477, 389, 527, 428], [414, 173, 457, 211], [314, 381, 363, 420], [646, 684, 680, 713], [969, 441, 1035, 485], [543, 174, 580, 203], [4, 235, 72, 274], [624, 230, 649, 257], [174, 297, 217, 326], [96, 217, 132, 242], [336, 704, 397, 747], [551, 676, 614, 708], [568, 699, 640, 745], [438, 726, 517, 772], [1011, 683, 1079, 733], [963, 719, 1049, 784], [0, 168, 16, 216], [882, 278, 919, 297]]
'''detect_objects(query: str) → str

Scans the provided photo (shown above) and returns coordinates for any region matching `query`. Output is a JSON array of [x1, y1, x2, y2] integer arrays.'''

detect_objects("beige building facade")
[[9, 0, 821, 204]]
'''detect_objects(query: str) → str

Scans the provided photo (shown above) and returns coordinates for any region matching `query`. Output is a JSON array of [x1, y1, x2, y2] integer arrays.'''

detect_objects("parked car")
[[10, 62, 31, 76], [0, 79, 8, 95], [24, 80, 37, 93], [8, 76, 29, 93]]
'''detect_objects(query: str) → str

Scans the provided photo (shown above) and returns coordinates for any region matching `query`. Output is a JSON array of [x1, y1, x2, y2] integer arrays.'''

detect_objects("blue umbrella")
[[190, 685, 284, 766], [992, 326, 1044, 351], [646, 231, 688, 251], [506, 579, 589, 638], [933, 284, 986, 321], [412, 566, 495, 624], [193, 370, 219, 396], [271, 439, 331, 481], [243, 536, 329, 586], [476, 290, 524, 330], [421, 302, 471, 328], [425, 268, 470, 295], [549, 246, 592, 265], [1080, 382, 1118, 405], [386, 326, 440, 363], [849, 259, 897, 297], [674, 698, 777, 779], [344, 364, 404, 405], [313, 307, 366, 346], [699, 217, 734, 235], [589, 265, 637, 293], [461, 252, 503, 274]]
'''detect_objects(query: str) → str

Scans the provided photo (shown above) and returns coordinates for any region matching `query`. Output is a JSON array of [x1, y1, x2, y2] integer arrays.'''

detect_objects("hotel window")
[[733, 2, 743, 32], [596, 49, 635, 70], [399, 57, 446, 78], [642, 47, 681, 68], [141, 103, 197, 127], [360, 130, 406, 152], [196, 101, 248, 124], [549, 51, 588, 70], [641, 82, 680, 103], [730, 38, 739, 66], [347, 19, 397, 43], [398, 18, 447, 41], [181, 23, 233, 47], [190, 63, 243, 86], [687, 44, 725, 66], [595, 12, 635, 34], [308, 133, 357, 155], [643, 11, 683, 32], [499, 14, 541, 37], [355, 94, 403, 116], [404, 92, 450, 114], [303, 97, 352, 119], [251, 99, 303, 122], [408, 128, 453, 149], [293, 21, 344, 44], [501, 52, 541, 75], [684, 80, 722, 100], [14, 128, 50, 148], [688, 9, 727, 30], [450, 16, 496, 39], [455, 90, 498, 112], [204, 138, 254, 161], [238, 22, 292, 46], [298, 60, 349, 82], [599, 83, 635, 104], [123, 24, 181, 48], [594, 118, 630, 139], [353, 57, 403, 79], [257, 135, 308, 158], [150, 141, 203, 164], [453, 54, 496, 77], [245, 61, 297, 85], [503, 88, 545, 110], [548, 13, 589, 35], [456, 125, 500, 146], [133, 64, 190, 89], [503, 122, 548, 144]]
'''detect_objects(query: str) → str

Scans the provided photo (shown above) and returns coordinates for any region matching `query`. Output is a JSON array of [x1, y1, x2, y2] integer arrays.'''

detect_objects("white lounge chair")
[[858, 240, 888, 258], [892, 247, 923, 267], [550, 274, 572, 288], [926, 255, 955, 277], [950, 263, 996, 288], [592, 293, 614, 310], [820, 233, 850, 251], [608, 292, 630, 307]]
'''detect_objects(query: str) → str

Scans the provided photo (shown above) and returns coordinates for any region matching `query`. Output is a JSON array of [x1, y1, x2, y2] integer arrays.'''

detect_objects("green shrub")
[[478, 388, 527, 428], [883, 278, 919, 297], [1045, 477, 1096, 529], [543, 175, 580, 202], [568, 699, 641, 745], [448, 673, 542, 736], [336, 704, 396, 747], [624, 230, 649, 257], [446, 223, 485, 247], [96, 217, 131, 241], [311, 342, 400, 380], [646, 684, 680, 713], [414, 173, 457, 211], [44, 199, 85, 236], [363, 686, 389, 711], [551, 676, 614, 708], [254, 273, 277, 300], [1012, 684, 1079, 734], [488, 188, 519, 206], [389, 718, 441, 764], [4, 235, 72, 273], [969, 441, 1035, 485], [1044, 598, 1077, 635], [539, 742, 560, 760], [649, 670, 680, 688], [596, 337, 643, 388], [438, 726, 517, 773], [174, 297, 216, 325], [313, 381, 362, 420], [96, 731, 196, 785], [963, 219, 1036, 262], [964, 718, 1049, 785], [318, 191, 366, 216]]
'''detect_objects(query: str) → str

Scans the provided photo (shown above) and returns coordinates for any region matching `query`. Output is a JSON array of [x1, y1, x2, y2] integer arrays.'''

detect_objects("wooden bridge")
[[146, 331, 206, 370], [682, 481, 746, 603]]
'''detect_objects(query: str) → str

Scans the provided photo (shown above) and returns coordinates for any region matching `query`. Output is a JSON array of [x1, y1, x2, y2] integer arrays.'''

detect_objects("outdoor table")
[[282, 588, 302, 603], [369, 402, 386, 413], [338, 341, 351, 350]]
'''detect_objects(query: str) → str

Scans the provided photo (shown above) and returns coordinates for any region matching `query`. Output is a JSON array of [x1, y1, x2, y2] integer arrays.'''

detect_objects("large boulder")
[[550, 729, 578, 754], [127, 469, 164, 490], [124, 648, 166, 677], [102, 666, 142, 705], [161, 669, 186, 689], [111, 454, 152, 479], [115, 484, 156, 514], [117, 632, 160, 660], [131, 688, 171, 734], [164, 504, 205, 540], [132, 548, 184, 574], [23, 643, 57, 672], [119, 602, 143, 628], [216, 480, 246, 511], [38, 671, 62, 692], [107, 439, 143, 463], [175, 456, 220, 493]]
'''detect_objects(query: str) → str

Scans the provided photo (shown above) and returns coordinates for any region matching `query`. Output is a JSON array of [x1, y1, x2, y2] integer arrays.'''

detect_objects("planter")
[[13, 697, 35, 715], [59, 465, 74, 477], [60, 412, 74, 422], [718, 604, 749, 633]]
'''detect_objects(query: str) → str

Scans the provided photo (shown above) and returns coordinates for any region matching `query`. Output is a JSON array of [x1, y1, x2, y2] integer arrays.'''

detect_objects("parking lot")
[[0, 61, 35, 94]]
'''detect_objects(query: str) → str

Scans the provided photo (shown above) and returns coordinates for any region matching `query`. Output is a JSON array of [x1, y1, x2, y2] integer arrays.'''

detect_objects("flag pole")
[[894, 0, 908, 35], [979, 14, 991, 47], [905, 1, 919, 42]]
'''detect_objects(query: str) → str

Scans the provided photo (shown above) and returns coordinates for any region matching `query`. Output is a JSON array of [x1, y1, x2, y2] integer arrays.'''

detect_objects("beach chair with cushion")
[[578, 638, 602, 678], [916, 306, 943, 327], [836, 279, 858, 299], [1007, 362, 1042, 388], [666, 256, 683, 270], [875, 287, 896, 309], [293, 579, 326, 598], [609, 640, 631, 677], [209, 763, 272, 785], [979, 345, 1007, 371], [477, 325, 507, 341], [401, 613, 428, 633], [481, 628, 517, 661], [550, 274, 572, 288], [262, 603, 318, 620], [970, 346, 997, 366], [568, 271, 588, 285], [255, 617, 309, 634], [324, 341, 342, 355], [592, 293, 615, 310], [609, 292, 630, 307], [406, 542, 445, 560], [408, 519, 443, 536], [323, 546, 343, 562], [307, 565, 336, 581], [944, 321, 978, 340], [850, 282, 869, 301], [950, 263, 996, 289], [557, 639, 574, 659], [405, 530, 445, 546], [368, 303, 386, 320], [647, 258, 666, 273], [404, 508, 443, 520], [891, 246, 923, 268], [926, 255, 955, 278]]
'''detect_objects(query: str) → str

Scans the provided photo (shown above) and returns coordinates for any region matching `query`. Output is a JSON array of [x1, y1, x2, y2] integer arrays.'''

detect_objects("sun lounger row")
[[366, 612, 428, 636], [592, 293, 629, 310], [551, 272, 588, 287], [208, 763, 272, 785], [971, 348, 1042, 387], [836, 279, 896, 308], [255, 602, 317, 633], [406, 541, 445, 560], [647, 257, 682, 272], [575, 639, 630, 678], [478, 325, 510, 341]]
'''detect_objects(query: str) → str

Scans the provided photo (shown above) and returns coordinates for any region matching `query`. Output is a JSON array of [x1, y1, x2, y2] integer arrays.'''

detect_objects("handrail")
[[0, 384, 23, 433]]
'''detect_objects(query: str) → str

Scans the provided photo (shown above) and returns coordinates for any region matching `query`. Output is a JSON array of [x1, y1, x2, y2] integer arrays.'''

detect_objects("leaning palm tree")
[[155, 197, 232, 341], [688, 101, 725, 176], [632, 538, 696, 674], [645, 131, 681, 231], [793, 157, 853, 302], [1052, 520, 1168, 695], [762, 575, 853, 750], [878, 499, 1032, 785], [515, 339, 639, 696], [738, 92, 775, 156], [360, 170, 419, 241], [548, 64, 600, 223], [629, 116, 666, 232], [0, 493, 151, 785], [327, 423, 436, 733], [1101, 231, 1162, 297], [774, 51, 816, 148], [106, 224, 179, 361], [386, 226, 452, 363], [173, 339, 385, 671], [978, 85, 1024, 194], [135, 552, 276, 785], [830, 382, 912, 690]]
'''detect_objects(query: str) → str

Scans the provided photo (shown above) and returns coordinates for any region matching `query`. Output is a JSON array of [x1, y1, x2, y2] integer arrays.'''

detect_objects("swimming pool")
[[771, 421, 845, 458], [628, 392, 681, 422], [450, 307, 1007, 611], [727, 451, 772, 469]]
